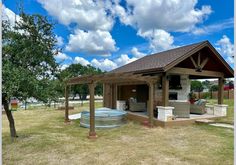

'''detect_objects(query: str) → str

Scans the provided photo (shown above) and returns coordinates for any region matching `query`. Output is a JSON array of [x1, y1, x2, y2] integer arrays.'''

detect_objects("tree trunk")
[[78, 94, 84, 106], [24, 100, 27, 110], [81, 99, 83, 106], [48, 100, 51, 107], [3, 101, 18, 138]]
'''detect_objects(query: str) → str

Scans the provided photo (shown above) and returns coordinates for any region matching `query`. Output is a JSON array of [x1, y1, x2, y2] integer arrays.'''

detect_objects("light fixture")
[[132, 89, 136, 92]]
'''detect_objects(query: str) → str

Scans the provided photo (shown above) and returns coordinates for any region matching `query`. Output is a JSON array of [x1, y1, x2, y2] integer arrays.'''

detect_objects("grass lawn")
[[3, 100, 233, 165]]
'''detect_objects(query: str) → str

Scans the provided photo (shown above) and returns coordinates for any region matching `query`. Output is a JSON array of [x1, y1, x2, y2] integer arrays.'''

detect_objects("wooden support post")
[[64, 85, 70, 123], [88, 83, 97, 139], [112, 84, 117, 109], [103, 83, 110, 108], [148, 82, 154, 127], [107, 83, 113, 108], [228, 90, 230, 99], [218, 77, 224, 104], [103, 83, 105, 107], [162, 74, 169, 107]]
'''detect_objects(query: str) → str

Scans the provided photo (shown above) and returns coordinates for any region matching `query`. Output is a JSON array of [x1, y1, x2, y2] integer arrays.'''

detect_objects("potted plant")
[[188, 92, 196, 104]]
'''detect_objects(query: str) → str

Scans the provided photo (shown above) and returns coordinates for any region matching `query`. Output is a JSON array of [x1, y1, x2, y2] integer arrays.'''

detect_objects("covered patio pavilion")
[[64, 40, 233, 138]]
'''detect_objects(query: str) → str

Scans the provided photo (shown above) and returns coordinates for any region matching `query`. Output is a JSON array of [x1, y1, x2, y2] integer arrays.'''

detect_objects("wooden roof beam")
[[200, 57, 209, 69], [168, 67, 224, 78], [190, 56, 197, 68]]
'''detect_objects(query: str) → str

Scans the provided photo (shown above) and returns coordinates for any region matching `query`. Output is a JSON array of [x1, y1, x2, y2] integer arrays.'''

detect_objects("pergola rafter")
[[66, 72, 157, 85]]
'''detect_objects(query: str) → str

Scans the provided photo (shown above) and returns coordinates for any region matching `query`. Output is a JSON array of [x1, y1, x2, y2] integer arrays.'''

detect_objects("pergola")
[[65, 72, 158, 138]]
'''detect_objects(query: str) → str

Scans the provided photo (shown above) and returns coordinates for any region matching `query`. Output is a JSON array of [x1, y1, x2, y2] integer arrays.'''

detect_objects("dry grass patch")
[[3, 102, 233, 165]]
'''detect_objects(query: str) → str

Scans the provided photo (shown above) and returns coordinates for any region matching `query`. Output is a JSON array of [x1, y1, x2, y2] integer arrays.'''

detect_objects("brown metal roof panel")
[[110, 41, 205, 73]]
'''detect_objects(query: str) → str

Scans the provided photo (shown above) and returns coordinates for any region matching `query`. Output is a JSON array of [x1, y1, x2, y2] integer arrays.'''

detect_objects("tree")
[[3, 12, 58, 137], [210, 85, 218, 92], [202, 80, 212, 91], [190, 80, 204, 92]]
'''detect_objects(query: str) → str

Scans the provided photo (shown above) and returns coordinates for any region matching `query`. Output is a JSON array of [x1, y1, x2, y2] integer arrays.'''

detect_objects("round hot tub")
[[80, 108, 127, 128]]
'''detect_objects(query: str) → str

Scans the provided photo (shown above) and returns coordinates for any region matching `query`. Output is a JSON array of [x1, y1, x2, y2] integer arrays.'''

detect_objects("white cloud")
[[192, 18, 233, 35], [111, 1, 132, 26], [138, 29, 174, 52], [216, 35, 234, 65], [91, 58, 117, 71], [74, 56, 90, 66], [38, 0, 118, 56], [216, 35, 234, 57], [55, 52, 71, 60], [70, 49, 141, 71], [59, 64, 69, 70], [37, 0, 114, 31], [116, 0, 212, 33], [2, 5, 23, 34], [112, 0, 211, 52], [56, 35, 64, 46], [90, 53, 138, 71], [114, 54, 137, 67], [38, 0, 213, 55], [226, 56, 234, 65], [66, 29, 117, 55], [131, 47, 146, 58], [2, 5, 21, 27]]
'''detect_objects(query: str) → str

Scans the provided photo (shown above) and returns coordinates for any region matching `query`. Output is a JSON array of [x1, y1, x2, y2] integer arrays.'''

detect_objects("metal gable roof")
[[110, 40, 233, 78]]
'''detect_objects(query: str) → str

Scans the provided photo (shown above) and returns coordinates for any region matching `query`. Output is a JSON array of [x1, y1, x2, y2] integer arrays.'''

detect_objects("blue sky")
[[3, 0, 234, 71]]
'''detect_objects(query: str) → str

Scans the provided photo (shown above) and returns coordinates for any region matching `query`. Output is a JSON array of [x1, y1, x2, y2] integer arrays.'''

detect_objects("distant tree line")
[[191, 80, 234, 92]]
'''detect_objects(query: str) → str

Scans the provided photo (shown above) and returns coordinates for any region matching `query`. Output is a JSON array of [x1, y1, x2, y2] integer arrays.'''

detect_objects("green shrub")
[[202, 92, 210, 99]]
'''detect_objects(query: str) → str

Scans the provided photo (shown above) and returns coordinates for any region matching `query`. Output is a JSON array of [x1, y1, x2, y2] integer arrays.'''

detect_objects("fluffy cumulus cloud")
[[66, 29, 117, 55], [55, 52, 71, 60], [90, 54, 137, 71], [138, 29, 174, 52], [115, 54, 137, 66], [38, 0, 117, 55], [73, 52, 139, 71], [56, 35, 64, 46], [113, 0, 211, 51], [2, 5, 21, 27], [216, 35, 234, 57], [116, 0, 212, 33], [72, 56, 117, 71], [37, 0, 114, 31], [74, 56, 90, 66], [38, 0, 213, 54], [216, 35, 234, 64], [131, 47, 146, 58], [91, 58, 117, 71]]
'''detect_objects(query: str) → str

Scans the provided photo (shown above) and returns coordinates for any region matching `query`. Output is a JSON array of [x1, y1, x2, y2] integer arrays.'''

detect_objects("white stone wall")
[[155, 75, 190, 101]]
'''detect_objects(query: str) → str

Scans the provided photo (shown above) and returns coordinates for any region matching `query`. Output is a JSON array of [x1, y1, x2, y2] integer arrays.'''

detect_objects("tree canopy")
[[190, 80, 204, 92], [3, 12, 59, 103]]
